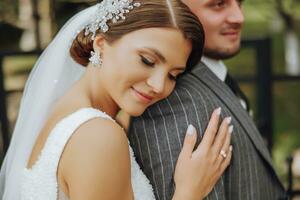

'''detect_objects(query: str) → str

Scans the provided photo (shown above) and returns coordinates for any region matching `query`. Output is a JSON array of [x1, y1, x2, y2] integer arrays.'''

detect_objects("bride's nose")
[[146, 71, 166, 94]]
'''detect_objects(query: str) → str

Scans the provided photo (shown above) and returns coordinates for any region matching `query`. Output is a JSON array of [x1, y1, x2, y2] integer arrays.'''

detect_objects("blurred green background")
[[225, 0, 300, 181]]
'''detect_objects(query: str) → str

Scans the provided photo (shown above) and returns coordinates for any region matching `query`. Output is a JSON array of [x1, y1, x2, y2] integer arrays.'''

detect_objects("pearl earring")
[[89, 50, 102, 67]]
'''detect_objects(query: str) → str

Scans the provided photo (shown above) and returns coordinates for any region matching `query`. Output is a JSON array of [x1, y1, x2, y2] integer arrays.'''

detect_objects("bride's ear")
[[93, 34, 106, 53]]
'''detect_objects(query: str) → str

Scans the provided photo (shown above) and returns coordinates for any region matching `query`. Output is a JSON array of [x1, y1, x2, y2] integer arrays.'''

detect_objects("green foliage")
[[0, 0, 18, 23], [225, 30, 300, 179], [243, 0, 300, 21]]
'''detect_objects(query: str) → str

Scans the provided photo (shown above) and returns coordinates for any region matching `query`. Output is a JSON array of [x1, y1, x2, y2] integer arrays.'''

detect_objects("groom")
[[129, 0, 287, 199]]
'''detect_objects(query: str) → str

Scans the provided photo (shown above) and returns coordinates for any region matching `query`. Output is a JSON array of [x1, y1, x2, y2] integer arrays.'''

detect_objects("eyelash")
[[140, 55, 177, 81], [168, 74, 177, 81], [141, 55, 155, 67]]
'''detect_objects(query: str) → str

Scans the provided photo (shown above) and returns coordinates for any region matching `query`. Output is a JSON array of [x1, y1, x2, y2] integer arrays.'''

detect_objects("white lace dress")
[[21, 108, 155, 200]]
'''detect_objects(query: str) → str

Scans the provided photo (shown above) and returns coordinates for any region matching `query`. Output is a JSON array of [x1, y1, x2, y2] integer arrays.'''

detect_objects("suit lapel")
[[190, 62, 274, 167]]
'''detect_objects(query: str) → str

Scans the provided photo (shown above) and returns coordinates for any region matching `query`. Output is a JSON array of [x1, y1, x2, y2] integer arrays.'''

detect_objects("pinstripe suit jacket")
[[129, 62, 287, 200]]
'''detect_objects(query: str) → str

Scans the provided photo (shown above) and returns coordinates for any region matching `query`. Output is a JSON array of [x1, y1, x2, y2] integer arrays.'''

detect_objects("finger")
[[180, 124, 197, 157], [211, 117, 232, 160], [215, 125, 233, 166], [218, 145, 233, 176], [199, 107, 222, 149]]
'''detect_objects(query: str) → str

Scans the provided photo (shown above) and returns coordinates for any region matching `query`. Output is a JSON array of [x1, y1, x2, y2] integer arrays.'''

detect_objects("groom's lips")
[[222, 31, 239, 40], [131, 87, 153, 104], [221, 28, 241, 40]]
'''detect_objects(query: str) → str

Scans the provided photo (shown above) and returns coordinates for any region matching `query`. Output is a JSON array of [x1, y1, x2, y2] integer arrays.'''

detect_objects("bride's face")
[[97, 27, 192, 116]]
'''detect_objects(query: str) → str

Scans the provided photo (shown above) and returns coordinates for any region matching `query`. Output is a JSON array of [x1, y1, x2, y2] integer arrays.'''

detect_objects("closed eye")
[[168, 71, 184, 81], [168, 73, 177, 81], [140, 55, 155, 67]]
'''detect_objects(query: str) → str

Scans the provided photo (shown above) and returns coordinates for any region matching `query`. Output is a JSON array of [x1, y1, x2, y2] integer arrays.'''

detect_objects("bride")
[[0, 0, 233, 199]]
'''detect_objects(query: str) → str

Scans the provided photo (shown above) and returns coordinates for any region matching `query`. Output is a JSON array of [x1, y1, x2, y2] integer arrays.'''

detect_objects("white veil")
[[0, 5, 98, 199]]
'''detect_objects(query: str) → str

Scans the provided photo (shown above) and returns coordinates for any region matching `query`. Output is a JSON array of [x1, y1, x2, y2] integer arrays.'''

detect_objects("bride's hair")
[[70, 0, 204, 70]]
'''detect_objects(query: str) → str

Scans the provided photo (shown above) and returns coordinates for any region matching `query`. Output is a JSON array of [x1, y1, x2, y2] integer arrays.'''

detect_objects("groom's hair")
[[70, 0, 204, 71]]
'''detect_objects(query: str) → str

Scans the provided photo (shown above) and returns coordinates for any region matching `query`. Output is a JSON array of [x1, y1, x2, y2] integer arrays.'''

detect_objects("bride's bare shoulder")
[[62, 117, 130, 166], [60, 117, 132, 199]]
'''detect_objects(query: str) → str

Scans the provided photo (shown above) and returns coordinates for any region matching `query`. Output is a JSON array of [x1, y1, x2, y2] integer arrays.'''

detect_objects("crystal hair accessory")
[[89, 51, 102, 67], [84, 0, 141, 40]]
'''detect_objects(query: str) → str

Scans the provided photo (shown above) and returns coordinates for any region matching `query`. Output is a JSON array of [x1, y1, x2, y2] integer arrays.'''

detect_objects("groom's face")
[[183, 0, 244, 59]]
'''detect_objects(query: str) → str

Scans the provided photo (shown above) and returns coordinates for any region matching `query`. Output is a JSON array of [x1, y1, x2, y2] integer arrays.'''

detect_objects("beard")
[[204, 23, 243, 60], [203, 44, 241, 60]]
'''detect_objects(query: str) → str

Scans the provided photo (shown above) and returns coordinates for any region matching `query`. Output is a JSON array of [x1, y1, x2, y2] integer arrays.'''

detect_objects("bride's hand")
[[173, 107, 233, 200]]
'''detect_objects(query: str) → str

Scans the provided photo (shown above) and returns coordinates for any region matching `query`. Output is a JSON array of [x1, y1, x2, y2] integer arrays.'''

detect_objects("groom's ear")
[[93, 34, 106, 52]]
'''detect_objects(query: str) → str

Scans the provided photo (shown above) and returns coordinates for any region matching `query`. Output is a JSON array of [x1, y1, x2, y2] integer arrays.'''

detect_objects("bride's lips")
[[131, 87, 153, 104]]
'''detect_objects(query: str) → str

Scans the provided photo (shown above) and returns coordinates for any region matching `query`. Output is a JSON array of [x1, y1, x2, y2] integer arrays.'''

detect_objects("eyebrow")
[[143, 47, 186, 70]]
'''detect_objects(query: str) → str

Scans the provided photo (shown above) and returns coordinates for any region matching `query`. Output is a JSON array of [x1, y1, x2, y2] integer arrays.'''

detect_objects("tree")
[[273, 0, 300, 74], [244, 0, 300, 74], [0, 0, 18, 23]]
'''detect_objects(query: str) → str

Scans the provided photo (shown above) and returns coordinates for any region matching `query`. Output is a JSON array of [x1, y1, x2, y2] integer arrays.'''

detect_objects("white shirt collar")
[[201, 56, 227, 81]]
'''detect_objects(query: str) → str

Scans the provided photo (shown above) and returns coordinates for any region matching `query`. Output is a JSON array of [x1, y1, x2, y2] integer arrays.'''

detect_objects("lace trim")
[[129, 144, 156, 200]]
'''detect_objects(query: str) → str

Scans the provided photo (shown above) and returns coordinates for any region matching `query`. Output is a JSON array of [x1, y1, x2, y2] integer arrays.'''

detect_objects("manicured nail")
[[226, 117, 232, 124], [229, 145, 233, 151], [187, 124, 195, 135], [216, 107, 221, 115], [228, 125, 234, 134]]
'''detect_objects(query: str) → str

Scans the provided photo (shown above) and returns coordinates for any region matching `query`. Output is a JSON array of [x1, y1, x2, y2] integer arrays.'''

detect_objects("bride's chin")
[[129, 110, 144, 117], [125, 107, 146, 117]]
